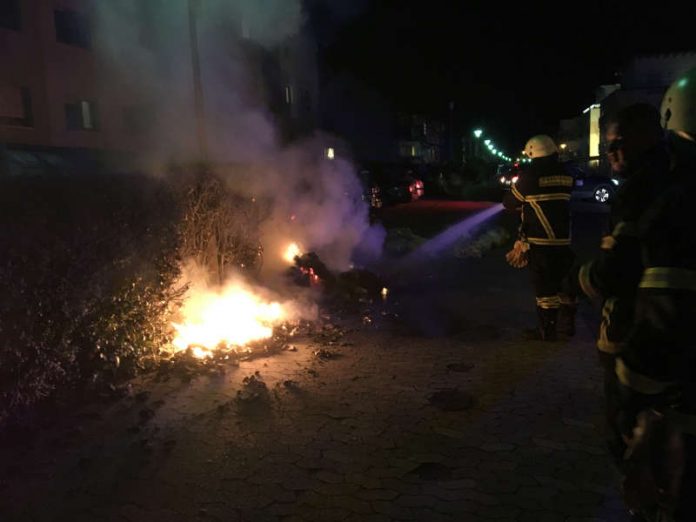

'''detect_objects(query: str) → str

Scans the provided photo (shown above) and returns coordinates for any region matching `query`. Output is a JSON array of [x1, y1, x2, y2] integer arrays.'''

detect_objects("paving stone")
[[552, 490, 603, 509], [329, 495, 373, 515], [395, 495, 437, 508], [480, 443, 516, 452], [344, 474, 381, 490], [313, 482, 359, 497], [516, 510, 566, 522], [345, 514, 389, 522], [315, 471, 344, 484], [380, 478, 422, 495], [267, 502, 300, 517], [475, 504, 522, 519], [370, 501, 414, 519], [440, 479, 477, 490], [429, 498, 479, 515], [533, 438, 567, 451], [298, 507, 350, 521], [565, 519, 611, 522], [357, 489, 400, 501]]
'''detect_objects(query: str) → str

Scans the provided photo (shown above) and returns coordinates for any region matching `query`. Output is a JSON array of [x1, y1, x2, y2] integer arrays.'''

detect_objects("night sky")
[[313, 0, 696, 151]]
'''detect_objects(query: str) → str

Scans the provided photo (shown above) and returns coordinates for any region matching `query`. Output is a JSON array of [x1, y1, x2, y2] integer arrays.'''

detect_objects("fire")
[[172, 282, 287, 358], [283, 242, 302, 264]]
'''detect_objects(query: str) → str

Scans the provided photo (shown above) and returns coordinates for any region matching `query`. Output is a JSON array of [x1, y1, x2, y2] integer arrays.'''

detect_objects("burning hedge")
[[0, 170, 263, 424]]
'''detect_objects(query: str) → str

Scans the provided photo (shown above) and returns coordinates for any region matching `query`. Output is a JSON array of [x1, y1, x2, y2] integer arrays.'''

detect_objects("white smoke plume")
[[93, 0, 383, 274]]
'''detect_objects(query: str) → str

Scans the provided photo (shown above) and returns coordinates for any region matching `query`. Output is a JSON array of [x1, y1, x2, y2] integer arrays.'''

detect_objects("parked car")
[[497, 163, 523, 188], [564, 163, 621, 204], [358, 163, 425, 208]]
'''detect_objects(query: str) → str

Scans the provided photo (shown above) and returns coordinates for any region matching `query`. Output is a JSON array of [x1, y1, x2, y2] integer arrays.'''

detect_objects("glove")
[[505, 240, 529, 268]]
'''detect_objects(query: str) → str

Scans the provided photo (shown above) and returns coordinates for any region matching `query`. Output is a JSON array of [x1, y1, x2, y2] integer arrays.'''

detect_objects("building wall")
[[0, 0, 51, 147], [0, 0, 320, 161]]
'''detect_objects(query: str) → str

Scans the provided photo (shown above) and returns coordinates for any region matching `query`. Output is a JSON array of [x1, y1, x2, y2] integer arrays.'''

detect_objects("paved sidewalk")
[[0, 209, 628, 521]]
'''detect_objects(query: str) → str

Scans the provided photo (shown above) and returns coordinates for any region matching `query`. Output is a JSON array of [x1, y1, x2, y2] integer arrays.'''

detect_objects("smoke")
[[93, 0, 382, 274]]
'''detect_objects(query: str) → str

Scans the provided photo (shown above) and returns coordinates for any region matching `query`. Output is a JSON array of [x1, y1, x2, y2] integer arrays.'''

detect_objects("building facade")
[[0, 0, 320, 173]]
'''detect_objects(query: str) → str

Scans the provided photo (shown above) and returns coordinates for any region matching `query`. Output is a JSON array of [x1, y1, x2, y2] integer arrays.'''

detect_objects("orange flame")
[[283, 242, 302, 264], [172, 282, 287, 358]]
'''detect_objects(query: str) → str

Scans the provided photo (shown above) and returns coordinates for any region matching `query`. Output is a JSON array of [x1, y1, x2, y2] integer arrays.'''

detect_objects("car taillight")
[[511, 176, 519, 184]]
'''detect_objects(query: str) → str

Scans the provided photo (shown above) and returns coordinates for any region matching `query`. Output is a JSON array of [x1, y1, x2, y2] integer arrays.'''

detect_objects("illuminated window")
[[284, 86, 293, 105], [411, 145, 416, 157], [326, 147, 335, 160], [66, 100, 98, 130]]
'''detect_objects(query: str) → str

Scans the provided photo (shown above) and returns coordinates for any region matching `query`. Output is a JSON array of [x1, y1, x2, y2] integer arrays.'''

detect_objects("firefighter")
[[570, 103, 670, 463], [503, 135, 575, 341], [612, 68, 696, 520]]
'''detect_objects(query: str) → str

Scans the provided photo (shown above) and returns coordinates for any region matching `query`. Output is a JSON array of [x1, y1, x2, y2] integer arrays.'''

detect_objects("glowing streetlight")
[[484, 139, 491, 146], [473, 129, 483, 138]]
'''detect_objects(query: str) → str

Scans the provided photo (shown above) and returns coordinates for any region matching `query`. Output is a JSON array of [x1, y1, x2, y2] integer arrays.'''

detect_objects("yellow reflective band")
[[536, 296, 561, 309], [612, 221, 638, 238], [597, 335, 623, 354], [578, 261, 600, 299], [597, 298, 623, 354], [527, 237, 571, 246], [539, 176, 574, 188], [602, 297, 616, 320], [525, 193, 571, 202], [615, 358, 674, 395], [528, 201, 556, 239], [511, 184, 525, 202], [640, 267, 696, 291]]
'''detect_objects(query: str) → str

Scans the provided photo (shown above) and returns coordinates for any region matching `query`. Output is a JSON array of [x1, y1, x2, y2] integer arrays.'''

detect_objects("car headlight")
[[511, 176, 519, 184], [611, 178, 619, 186], [499, 176, 506, 184]]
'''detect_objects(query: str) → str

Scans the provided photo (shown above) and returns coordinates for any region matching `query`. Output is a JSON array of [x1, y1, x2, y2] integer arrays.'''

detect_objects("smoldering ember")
[[2, 1, 696, 521]]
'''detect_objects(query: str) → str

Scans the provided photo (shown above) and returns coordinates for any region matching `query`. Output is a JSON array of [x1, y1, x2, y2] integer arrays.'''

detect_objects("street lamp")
[[484, 139, 491, 146], [473, 129, 483, 138]]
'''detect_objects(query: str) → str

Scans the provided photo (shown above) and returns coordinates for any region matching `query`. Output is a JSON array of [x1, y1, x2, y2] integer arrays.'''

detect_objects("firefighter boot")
[[522, 307, 558, 342], [539, 307, 558, 342], [557, 303, 577, 337]]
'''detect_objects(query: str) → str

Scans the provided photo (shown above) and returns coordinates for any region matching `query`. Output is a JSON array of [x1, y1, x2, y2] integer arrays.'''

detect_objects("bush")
[[0, 170, 261, 424], [173, 169, 263, 282]]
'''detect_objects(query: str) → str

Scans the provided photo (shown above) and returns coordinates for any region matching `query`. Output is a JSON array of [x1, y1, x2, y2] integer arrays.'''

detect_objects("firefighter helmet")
[[524, 135, 558, 159], [661, 67, 696, 138]]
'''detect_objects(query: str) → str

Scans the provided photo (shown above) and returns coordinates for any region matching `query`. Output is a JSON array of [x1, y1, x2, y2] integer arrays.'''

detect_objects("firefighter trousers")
[[528, 245, 575, 310]]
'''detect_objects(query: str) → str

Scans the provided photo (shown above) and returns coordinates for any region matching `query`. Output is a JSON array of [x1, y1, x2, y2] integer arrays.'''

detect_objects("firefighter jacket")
[[616, 133, 696, 426], [574, 145, 670, 354], [503, 155, 572, 246]]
